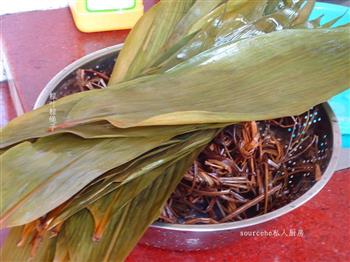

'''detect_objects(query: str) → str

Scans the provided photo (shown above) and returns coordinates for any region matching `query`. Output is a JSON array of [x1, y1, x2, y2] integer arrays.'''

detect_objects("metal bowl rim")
[[34, 44, 341, 233], [34, 44, 124, 109]]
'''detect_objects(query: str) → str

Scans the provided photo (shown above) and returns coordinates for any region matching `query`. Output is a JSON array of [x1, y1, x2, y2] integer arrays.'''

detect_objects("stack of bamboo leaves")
[[1, 0, 349, 261]]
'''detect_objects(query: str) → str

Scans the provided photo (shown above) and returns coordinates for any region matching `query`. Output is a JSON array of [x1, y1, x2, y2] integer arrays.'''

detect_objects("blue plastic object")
[[311, 2, 350, 147]]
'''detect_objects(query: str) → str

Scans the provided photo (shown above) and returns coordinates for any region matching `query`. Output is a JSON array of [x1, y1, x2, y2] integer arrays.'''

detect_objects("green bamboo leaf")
[[150, 0, 269, 72], [0, 134, 170, 227], [209, 0, 268, 42], [45, 133, 199, 227], [188, 0, 265, 34], [2, 119, 219, 145], [49, 130, 218, 232], [86, 142, 205, 241], [110, 0, 195, 83], [91, 153, 200, 262], [264, 0, 303, 15], [1, 27, 349, 148], [0, 226, 57, 261], [113, 0, 266, 82], [148, 0, 230, 68], [321, 12, 348, 28], [52, 149, 203, 262], [24, 155, 193, 262], [108, 4, 159, 85], [0, 86, 108, 149], [163, 0, 224, 48], [52, 209, 93, 262], [311, 14, 324, 27], [151, 4, 308, 73], [59, 27, 349, 128], [299, 14, 324, 28], [291, 0, 315, 26], [2, 135, 211, 261], [294, 13, 347, 29]]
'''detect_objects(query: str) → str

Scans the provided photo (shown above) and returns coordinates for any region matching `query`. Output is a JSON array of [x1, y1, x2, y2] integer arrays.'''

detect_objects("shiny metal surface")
[[34, 45, 341, 251]]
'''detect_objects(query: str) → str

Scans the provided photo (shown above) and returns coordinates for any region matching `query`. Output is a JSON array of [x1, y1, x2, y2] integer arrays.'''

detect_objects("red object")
[[1, 4, 349, 261]]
